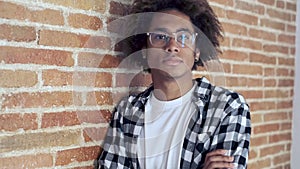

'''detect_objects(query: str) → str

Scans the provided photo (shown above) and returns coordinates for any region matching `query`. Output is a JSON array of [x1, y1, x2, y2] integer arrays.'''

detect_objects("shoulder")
[[113, 85, 153, 116], [194, 77, 249, 113]]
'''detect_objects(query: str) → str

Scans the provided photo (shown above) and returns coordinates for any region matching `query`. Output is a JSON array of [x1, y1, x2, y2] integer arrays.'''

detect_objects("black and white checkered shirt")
[[99, 77, 251, 169]]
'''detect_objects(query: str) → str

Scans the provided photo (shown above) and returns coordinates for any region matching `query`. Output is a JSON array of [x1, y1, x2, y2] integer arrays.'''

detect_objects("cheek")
[[146, 50, 159, 67], [184, 51, 196, 66]]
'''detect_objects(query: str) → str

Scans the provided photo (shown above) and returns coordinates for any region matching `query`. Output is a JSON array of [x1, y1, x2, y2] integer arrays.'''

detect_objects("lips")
[[162, 56, 183, 66]]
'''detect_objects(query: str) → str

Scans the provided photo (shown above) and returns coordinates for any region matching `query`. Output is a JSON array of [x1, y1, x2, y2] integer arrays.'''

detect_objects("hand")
[[203, 149, 235, 169]]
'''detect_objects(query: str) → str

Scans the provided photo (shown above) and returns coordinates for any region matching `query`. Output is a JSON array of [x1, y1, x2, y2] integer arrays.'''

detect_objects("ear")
[[195, 48, 200, 61]]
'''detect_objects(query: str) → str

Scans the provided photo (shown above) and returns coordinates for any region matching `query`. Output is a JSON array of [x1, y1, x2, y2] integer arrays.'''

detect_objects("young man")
[[99, 0, 251, 168]]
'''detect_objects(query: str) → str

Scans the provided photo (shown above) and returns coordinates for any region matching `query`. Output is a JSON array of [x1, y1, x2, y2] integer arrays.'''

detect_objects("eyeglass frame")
[[146, 31, 198, 48]]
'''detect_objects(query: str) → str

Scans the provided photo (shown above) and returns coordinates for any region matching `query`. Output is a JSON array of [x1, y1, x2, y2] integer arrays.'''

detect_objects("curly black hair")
[[117, 0, 223, 69]]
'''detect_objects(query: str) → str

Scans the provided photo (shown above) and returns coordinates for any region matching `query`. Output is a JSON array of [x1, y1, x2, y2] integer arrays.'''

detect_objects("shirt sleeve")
[[98, 98, 137, 169], [210, 94, 251, 169]]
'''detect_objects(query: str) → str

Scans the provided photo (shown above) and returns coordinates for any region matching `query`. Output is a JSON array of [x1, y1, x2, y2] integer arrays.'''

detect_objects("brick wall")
[[0, 0, 296, 168]]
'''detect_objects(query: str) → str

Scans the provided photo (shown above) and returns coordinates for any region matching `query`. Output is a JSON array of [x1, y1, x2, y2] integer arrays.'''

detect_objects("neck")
[[151, 71, 193, 101]]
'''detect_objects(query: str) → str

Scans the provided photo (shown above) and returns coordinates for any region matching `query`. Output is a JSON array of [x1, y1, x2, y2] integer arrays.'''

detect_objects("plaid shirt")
[[99, 77, 251, 169]]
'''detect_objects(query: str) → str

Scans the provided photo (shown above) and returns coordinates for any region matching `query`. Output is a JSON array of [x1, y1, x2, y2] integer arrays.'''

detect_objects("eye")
[[153, 33, 168, 40], [177, 33, 191, 42]]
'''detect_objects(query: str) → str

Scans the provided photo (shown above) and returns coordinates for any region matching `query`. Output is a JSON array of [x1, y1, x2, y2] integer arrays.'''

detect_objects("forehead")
[[148, 10, 194, 32]]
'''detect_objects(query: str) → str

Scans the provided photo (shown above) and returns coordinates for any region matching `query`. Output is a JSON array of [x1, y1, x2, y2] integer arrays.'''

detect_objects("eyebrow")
[[150, 27, 193, 34]]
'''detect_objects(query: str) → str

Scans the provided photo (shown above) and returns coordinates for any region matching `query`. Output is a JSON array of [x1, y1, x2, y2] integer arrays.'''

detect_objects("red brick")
[[291, 14, 296, 22], [278, 79, 294, 87], [250, 135, 268, 147], [278, 34, 295, 44], [249, 149, 257, 160], [277, 100, 293, 109], [261, 19, 285, 31], [43, 70, 112, 87], [42, 111, 81, 128], [226, 10, 258, 25], [73, 166, 94, 169], [287, 24, 296, 33], [221, 50, 248, 61], [286, 2, 296, 11], [55, 146, 101, 166], [232, 64, 263, 75], [78, 53, 123, 68], [267, 9, 291, 21], [263, 44, 289, 54], [109, 1, 130, 16], [76, 72, 113, 87], [0, 24, 36, 42], [211, 5, 226, 18], [0, 113, 38, 131], [29, 8, 64, 25], [250, 101, 276, 111], [76, 110, 112, 124], [43, 0, 105, 12], [248, 28, 276, 41], [260, 144, 285, 157], [39, 30, 111, 49], [290, 47, 296, 55], [269, 132, 291, 143], [276, 68, 289, 76], [116, 72, 152, 87], [249, 53, 276, 64], [248, 158, 271, 169], [0, 46, 74, 66], [83, 127, 107, 142], [0, 1, 27, 20], [264, 112, 288, 122], [112, 91, 129, 105], [0, 70, 38, 88], [222, 22, 248, 36], [39, 30, 88, 48], [222, 63, 231, 73], [235, 1, 265, 15], [250, 113, 263, 123], [1, 130, 81, 153], [258, 0, 275, 6], [284, 164, 291, 169], [226, 77, 262, 87], [274, 153, 290, 165], [85, 91, 113, 106], [0, 154, 53, 169], [278, 58, 294, 66], [0, 2, 64, 25], [276, 1, 285, 9], [239, 90, 263, 99], [264, 68, 276, 76], [232, 38, 262, 50], [264, 79, 276, 87], [266, 89, 290, 98], [220, 36, 230, 47], [246, 78, 263, 87], [211, 0, 234, 6], [2, 92, 73, 109], [226, 77, 246, 87], [42, 70, 72, 86], [281, 122, 292, 130], [68, 13, 103, 30], [253, 123, 280, 134]]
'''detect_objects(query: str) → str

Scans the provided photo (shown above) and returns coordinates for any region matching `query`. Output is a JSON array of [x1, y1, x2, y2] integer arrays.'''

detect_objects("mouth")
[[162, 55, 183, 66]]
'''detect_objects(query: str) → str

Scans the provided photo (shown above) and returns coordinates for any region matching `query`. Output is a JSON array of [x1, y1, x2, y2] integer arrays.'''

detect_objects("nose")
[[165, 38, 180, 53]]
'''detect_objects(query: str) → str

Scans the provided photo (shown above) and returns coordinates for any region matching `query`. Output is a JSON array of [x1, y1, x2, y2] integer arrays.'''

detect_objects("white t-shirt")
[[137, 84, 197, 169]]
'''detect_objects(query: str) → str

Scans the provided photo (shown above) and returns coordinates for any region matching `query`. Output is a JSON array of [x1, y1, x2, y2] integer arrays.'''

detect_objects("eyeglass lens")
[[149, 31, 195, 48]]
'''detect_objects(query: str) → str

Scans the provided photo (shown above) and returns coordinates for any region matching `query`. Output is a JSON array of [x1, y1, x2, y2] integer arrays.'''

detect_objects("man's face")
[[146, 9, 199, 79]]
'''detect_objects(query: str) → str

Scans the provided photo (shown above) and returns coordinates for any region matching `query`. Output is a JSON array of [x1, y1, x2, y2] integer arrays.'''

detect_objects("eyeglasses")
[[147, 31, 197, 48]]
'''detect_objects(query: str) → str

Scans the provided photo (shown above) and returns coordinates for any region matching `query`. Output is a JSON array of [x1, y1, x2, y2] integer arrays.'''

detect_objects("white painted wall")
[[291, 1, 300, 169]]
